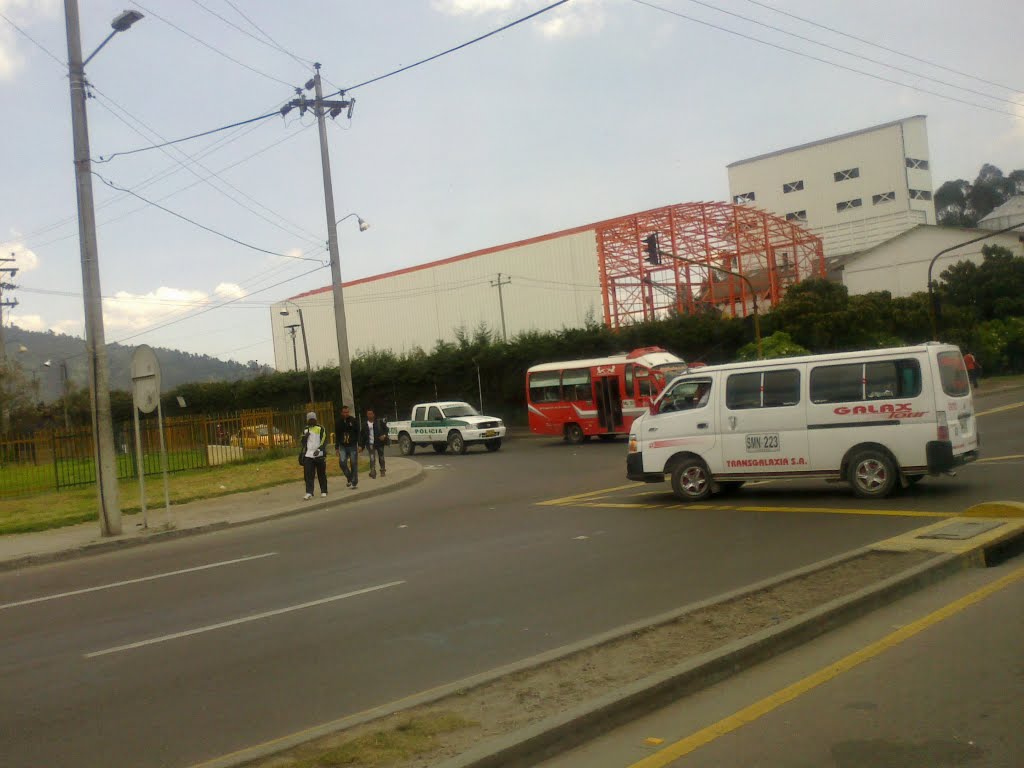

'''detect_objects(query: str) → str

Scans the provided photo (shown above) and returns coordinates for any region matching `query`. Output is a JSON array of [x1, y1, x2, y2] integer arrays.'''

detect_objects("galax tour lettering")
[[833, 403, 926, 419]]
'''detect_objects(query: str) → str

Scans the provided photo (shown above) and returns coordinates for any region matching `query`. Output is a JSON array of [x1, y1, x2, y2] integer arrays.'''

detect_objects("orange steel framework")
[[595, 202, 826, 328]]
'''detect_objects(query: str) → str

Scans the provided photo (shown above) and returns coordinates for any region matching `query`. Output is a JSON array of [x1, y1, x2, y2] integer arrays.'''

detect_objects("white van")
[[627, 344, 979, 500]]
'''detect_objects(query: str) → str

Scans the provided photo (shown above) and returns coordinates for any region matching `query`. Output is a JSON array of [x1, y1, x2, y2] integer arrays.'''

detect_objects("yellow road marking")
[[628, 563, 1024, 768], [733, 505, 948, 518], [581, 502, 654, 509], [976, 401, 1024, 417], [976, 453, 1024, 464], [535, 483, 637, 506]]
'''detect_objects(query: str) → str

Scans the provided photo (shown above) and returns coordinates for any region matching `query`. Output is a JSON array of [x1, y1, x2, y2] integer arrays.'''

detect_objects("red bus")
[[526, 347, 687, 442]]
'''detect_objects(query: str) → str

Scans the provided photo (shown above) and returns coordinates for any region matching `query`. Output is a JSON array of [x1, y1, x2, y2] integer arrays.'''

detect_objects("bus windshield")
[[444, 404, 479, 417]]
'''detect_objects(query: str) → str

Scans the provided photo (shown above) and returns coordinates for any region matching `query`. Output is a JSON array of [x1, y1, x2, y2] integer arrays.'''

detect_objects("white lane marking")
[[84, 580, 405, 658], [0, 553, 278, 612]]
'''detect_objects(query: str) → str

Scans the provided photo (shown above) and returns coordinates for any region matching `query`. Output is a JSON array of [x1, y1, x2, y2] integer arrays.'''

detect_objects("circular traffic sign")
[[130, 345, 162, 414]]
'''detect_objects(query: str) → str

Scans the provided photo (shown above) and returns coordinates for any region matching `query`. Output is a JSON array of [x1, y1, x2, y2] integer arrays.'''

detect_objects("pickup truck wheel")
[[448, 431, 467, 455], [398, 433, 415, 456], [485, 438, 502, 452], [432, 443, 447, 454], [565, 423, 585, 444]]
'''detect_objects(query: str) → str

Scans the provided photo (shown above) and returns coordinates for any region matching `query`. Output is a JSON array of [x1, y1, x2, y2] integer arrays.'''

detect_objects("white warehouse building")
[[271, 221, 606, 371], [728, 116, 935, 259]]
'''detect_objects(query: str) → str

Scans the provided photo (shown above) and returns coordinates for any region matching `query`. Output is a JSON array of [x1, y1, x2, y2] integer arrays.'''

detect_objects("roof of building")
[[286, 203, 674, 301], [831, 223, 1019, 271], [979, 195, 1024, 224], [727, 115, 927, 169]]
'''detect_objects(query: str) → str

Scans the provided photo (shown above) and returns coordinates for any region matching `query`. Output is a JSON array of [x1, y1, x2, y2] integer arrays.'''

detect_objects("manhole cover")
[[917, 520, 1005, 540]]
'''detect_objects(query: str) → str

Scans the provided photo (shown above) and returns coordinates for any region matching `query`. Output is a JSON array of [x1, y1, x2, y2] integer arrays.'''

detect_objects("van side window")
[[810, 363, 864, 404], [811, 360, 922, 403], [763, 370, 801, 407], [529, 371, 561, 403], [562, 369, 592, 402], [659, 378, 712, 413], [726, 373, 761, 409], [727, 370, 801, 409]]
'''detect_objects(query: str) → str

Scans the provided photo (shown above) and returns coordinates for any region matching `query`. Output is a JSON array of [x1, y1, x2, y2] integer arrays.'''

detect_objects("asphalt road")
[[541, 560, 1024, 768], [1, 389, 1021, 768]]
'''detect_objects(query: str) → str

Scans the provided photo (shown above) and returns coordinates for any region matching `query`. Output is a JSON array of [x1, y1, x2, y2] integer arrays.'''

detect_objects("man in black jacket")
[[335, 405, 360, 489], [358, 408, 389, 479]]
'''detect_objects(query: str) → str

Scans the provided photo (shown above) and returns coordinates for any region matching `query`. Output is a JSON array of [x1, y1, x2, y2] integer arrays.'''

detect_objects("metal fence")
[[0, 403, 333, 498]]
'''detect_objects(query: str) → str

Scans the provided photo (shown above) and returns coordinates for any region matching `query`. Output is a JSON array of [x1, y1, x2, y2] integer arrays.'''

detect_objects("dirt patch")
[[249, 550, 935, 768]]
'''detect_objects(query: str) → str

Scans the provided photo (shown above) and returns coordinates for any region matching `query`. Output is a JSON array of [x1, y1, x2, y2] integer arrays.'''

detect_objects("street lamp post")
[[280, 301, 315, 407], [64, 2, 143, 537]]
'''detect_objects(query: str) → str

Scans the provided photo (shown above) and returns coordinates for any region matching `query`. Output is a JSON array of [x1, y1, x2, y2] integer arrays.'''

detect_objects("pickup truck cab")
[[391, 401, 507, 455]]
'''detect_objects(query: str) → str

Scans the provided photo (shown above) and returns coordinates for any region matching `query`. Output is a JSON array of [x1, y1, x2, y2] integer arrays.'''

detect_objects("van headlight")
[[629, 435, 638, 453]]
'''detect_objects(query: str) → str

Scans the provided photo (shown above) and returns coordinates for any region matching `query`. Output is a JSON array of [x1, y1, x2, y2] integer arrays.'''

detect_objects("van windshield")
[[937, 351, 970, 397]]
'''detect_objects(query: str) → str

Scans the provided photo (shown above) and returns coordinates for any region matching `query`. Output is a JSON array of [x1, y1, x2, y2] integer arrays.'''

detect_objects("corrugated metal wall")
[[271, 230, 602, 369]]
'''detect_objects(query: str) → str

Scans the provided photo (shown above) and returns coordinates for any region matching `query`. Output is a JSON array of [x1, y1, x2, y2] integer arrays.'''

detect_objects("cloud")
[[1, 241, 39, 272], [8, 313, 45, 332], [103, 287, 210, 331], [214, 282, 246, 299], [0, 1, 61, 81], [432, 0, 606, 38]]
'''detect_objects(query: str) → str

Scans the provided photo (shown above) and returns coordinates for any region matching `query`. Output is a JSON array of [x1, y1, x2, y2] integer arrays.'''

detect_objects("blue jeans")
[[338, 445, 359, 486]]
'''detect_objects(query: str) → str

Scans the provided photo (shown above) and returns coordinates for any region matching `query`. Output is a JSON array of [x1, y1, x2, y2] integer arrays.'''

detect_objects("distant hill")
[[2, 326, 272, 402]]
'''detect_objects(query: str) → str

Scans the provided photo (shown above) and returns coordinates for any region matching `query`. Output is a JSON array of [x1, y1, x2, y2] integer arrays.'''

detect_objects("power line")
[[95, 109, 284, 162], [92, 172, 327, 263], [189, 0, 313, 69], [220, 0, 316, 72], [0, 11, 66, 68], [683, 0, 1024, 109], [131, 1, 297, 88], [629, 0, 1023, 120], [91, 91, 323, 246], [740, 0, 1024, 96], [335, 0, 571, 94]]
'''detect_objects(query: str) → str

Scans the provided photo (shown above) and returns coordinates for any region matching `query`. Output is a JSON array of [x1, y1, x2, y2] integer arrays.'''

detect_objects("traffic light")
[[644, 233, 661, 265]]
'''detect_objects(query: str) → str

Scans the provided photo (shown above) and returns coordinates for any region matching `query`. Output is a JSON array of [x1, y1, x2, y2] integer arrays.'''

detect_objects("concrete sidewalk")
[[0, 457, 423, 571]]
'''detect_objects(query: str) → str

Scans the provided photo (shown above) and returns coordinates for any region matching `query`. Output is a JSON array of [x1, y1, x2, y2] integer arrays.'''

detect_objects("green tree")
[[736, 331, 809, 361], [939, 245, 1024, 322], [935, 164, 1024, 226]]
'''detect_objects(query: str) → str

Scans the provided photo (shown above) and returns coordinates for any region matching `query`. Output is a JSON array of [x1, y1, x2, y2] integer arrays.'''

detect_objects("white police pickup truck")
[[391, 401, 506, 455]]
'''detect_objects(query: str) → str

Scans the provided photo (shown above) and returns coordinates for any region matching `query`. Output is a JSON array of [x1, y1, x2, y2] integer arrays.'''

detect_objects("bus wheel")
[[849, 449, 897, 499], [670, 457, 712, 501], [399, 433, 415, 456], [565, 423, 585, 444], [432, 443, 447, 454]]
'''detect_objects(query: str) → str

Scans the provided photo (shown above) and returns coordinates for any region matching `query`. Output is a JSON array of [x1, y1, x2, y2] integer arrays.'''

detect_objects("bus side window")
[[625, 364, 634, 397], [529, 371, 561, 403], [562, 369, 592, 402], [636, 368, 656, 398]]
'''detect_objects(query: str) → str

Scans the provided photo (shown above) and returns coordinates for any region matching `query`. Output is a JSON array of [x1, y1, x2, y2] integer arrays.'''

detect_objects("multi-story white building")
[[727, 116, 935, 258]]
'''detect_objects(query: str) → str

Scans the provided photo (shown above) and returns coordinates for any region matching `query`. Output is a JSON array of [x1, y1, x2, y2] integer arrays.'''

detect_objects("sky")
[[1, 0, 1021, 370]]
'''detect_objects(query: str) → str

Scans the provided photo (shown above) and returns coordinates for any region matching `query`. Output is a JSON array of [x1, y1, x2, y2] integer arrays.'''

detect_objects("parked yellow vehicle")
[[230, 425, 295, 450]]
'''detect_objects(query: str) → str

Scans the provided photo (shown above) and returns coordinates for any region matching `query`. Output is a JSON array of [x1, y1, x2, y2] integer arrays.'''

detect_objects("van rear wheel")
[[848, 449, 898, 499], [670, 457, 712, 502]]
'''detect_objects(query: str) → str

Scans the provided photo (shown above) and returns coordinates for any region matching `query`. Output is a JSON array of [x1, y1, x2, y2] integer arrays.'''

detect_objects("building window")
[[782, 180, 804, 193], [906, 157, 929, 170], [785, 210, 808, 222], [872, 191, 895, 205], [836, 198, 863, 212], [909, 189, 932, 201], [733, 192, 756, 204], [833, 167, 860, 182]]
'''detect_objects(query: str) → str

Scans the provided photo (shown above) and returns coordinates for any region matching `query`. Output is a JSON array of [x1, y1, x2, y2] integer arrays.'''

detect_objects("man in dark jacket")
[[358, 408, 389, 479], [335, 404, 360, 489]]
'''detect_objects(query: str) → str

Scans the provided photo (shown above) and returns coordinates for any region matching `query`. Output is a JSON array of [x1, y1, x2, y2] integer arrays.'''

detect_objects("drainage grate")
[[916, 520, 1005, 540]]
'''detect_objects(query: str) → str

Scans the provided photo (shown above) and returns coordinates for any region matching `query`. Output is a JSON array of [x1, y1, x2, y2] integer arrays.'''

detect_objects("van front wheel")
[[670, 458, 712, 502], [848, 449, 897, 499]]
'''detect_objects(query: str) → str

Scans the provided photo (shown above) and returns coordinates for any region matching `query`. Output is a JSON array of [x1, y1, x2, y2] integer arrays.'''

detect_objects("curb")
[[964, 501, 1024, 519], [0, 462, 425, 573], [189, 531, 1024, 768]]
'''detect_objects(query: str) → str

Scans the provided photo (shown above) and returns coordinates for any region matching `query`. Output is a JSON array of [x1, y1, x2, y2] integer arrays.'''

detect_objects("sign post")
[[130, 345, 170, 527]]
